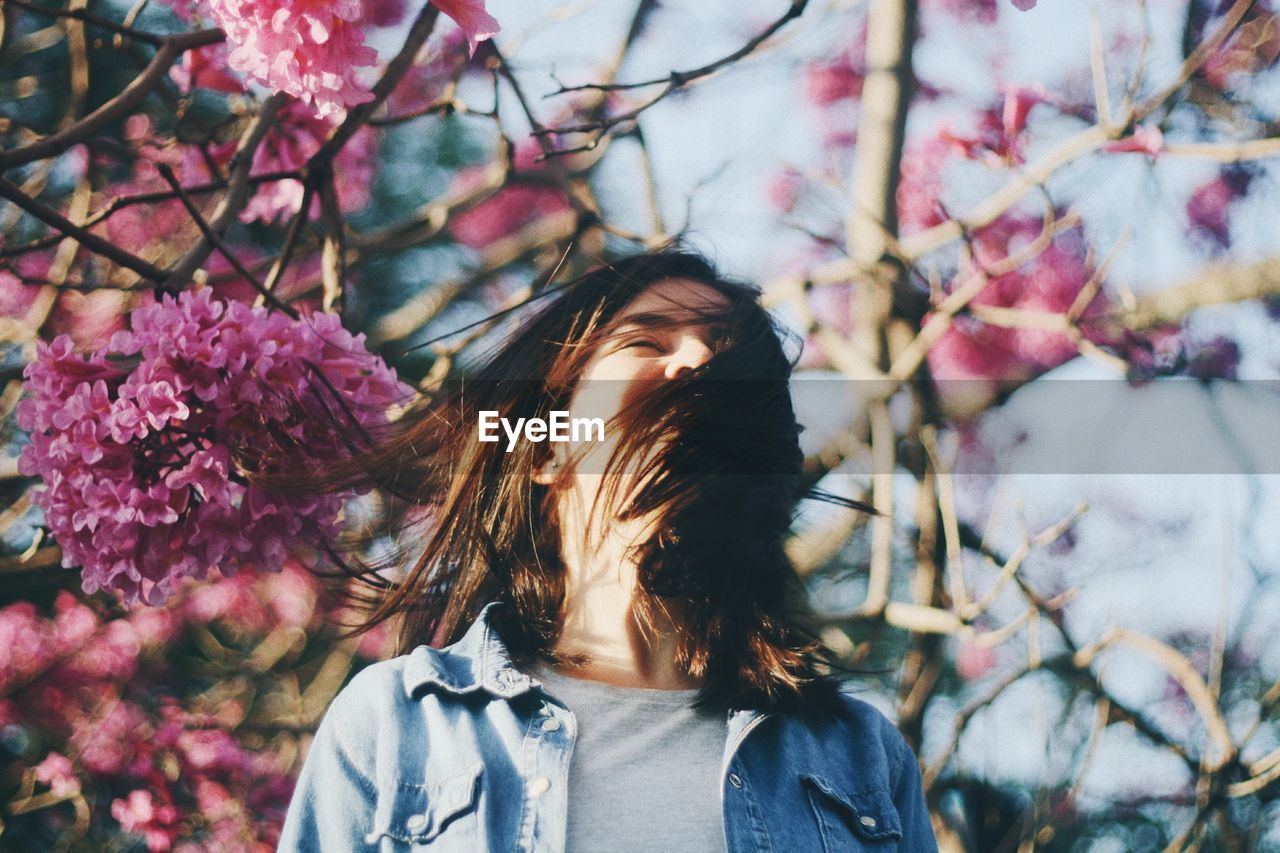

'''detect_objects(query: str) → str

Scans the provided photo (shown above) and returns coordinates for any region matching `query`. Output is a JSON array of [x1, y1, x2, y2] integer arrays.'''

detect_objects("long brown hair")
[[258, 250, 874, 713]]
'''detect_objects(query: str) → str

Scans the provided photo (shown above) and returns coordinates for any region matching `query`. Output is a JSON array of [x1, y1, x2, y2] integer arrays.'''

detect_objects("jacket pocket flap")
[[371, 762, 483, 844], [802, 773, 903, 842]]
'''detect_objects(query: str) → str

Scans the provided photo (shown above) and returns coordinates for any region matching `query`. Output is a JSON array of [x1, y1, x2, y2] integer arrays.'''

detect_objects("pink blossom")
[[448, 141, 573, 250], [808, 281, 856, 338], [0, 268, 43, 319], [203, 0, 497, 117], [1199, 9, 1280, 89], [1102, 124, 1163, 156], [928, 0, 998, 25], [897, 134, 953, 234], [805, 59, 864, 106], [130, 607, 181, 648], [0, 563, 358, 848], [1011, 0, 1036, 9], [0, 602, 54, 692], [207, 0, 380, 119], [185, 98, 379, 225], [73, 698, 148, 775], [45, 289, 130, 351], [384, 30, 471, 116], [34, 752, 81, 797], [0, 253, 57, 327], [433, 0, 501, 56], [925, 216, 1111, 395], [365, 0, 408, 27], [52, 591, 99, 652], [18, 288, 413, 605], [63, 619, 142, 681], [955, 641, 997, 680], [170, 43, 244, 94], [1001, 84, 1047, 141], [767, 168, 804, 213], [1186, 167, 1253, 251], [112, 789, 180, 851]]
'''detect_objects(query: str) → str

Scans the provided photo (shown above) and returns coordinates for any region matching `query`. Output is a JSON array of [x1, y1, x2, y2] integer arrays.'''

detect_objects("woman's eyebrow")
[[613, 310, 725, 330]]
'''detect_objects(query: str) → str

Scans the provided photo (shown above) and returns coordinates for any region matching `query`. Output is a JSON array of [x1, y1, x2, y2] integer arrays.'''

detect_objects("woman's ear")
[[532, 452, 564, 486]]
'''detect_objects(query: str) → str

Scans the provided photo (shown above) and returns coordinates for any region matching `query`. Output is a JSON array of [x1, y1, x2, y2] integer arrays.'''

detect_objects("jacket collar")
[[402, 601, 543, 701], [400, 600, 770, 739]]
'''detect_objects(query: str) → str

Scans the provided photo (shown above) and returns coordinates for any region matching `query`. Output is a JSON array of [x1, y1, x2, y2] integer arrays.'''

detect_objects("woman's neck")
[[549, 484, 701, 691]]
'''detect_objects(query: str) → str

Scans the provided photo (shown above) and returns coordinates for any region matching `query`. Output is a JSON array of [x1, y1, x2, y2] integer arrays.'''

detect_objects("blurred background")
[[1, 0, 1279, 849]]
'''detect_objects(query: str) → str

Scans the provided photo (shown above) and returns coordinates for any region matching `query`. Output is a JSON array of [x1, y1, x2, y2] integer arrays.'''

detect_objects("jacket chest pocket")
[[802, 773, 904, 851], [369, 763, 483, 850]]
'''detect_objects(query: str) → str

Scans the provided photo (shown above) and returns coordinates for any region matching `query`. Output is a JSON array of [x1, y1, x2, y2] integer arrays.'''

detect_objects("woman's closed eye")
[[621, 337, 662, 352]]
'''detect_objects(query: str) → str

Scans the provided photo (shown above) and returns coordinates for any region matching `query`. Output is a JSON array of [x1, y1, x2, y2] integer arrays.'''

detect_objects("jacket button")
[[529, 776, 551, 797], [728, 773, 743, 789], [541, 717, 562, 732], [860, 816, 877, 828], [407, 813, 429, 831]]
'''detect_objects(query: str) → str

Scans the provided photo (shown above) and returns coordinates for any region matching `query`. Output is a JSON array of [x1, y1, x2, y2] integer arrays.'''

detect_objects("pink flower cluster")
[[203, 0, 498, 119], [208, 0, 378, 120], [1185, 166, 1253, 252], [448, 140, 574, 250], [17, 288, 412, 605], [1112, 327, 1242, 382], [233, 98, 379, 224], [0, 563, 396, 850], [924, 215, 1110, 385]]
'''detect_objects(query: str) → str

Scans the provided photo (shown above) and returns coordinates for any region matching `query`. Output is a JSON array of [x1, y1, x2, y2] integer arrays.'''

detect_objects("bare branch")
[[547, 0, 807, 95], [0, 175, 166, 281], [0, 28, 225, 170], [1118, 258, 1280, 329], [161, 91, 286, 291], [318, 169, 346, 315], [0, 171, 302, 260], [311, 4, 442, 167], [535, 0, 809, 153], [155, 162, 299, 318], [1, 0, 165, 46], [258, 179, 317, 304]]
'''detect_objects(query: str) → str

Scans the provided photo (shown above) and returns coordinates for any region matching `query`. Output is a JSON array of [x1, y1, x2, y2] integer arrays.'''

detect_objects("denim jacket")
[[278, 603, 938, 852]]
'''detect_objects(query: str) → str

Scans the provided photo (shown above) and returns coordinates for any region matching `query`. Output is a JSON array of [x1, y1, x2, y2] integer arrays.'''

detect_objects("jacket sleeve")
[[277, 689, 379, 852], [891, 735, 939, 853]]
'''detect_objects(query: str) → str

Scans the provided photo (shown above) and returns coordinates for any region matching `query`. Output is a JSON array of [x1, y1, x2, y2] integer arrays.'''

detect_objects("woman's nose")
[[663, 335, 713, 379]]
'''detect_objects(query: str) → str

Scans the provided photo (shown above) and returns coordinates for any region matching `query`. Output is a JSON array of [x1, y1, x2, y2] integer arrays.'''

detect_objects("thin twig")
[[311, 5, 442, 167], [548, 0, 807, 95], [0, 28, 225, 170], [258, 179, 317, 303], [0, 171, 301, 259], [155, 163, 299, 318], [0, 176, 166, 281], [161, 91, 287, 291], [317, 168, 347, 315], [1, 0, 165, 45], [535, 0, 809, 154]]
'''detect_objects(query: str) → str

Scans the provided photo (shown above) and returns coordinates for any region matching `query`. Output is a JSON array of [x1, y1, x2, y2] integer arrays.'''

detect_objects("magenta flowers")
[[16, 289, 413, 606], [202, 0, 500, 119]]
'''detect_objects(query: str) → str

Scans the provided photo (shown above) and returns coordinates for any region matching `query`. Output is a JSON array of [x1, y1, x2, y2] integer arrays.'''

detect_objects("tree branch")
[[0, 176, 166, 281], [155, 162, 299, 318], [160, 91, 286, 291], [0, 28, 225, 171], [535, 0, 809, 154]]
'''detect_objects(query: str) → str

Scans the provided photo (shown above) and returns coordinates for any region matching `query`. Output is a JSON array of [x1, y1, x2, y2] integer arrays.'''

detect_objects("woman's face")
[[537, 277, 733, 485]]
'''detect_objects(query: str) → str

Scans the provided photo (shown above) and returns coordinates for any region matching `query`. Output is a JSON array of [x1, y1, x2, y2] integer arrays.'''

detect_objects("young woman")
[[276, 250, 938, 851]]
